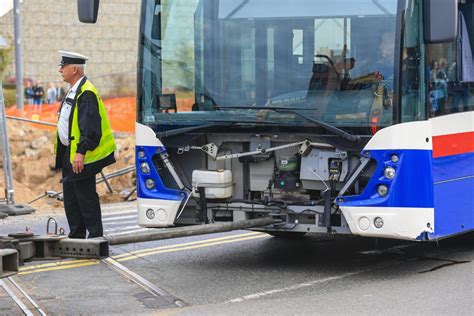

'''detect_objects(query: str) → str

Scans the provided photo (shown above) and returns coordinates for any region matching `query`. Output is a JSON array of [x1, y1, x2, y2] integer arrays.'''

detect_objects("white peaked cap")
[[58, 50, 89, 65]]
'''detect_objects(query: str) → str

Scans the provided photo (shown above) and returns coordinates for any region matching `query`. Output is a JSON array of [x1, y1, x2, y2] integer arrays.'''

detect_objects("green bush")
[[2, 88, 17, 107]]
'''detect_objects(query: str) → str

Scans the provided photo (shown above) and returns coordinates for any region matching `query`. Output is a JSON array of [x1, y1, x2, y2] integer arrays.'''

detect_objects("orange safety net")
[[6, 97, 136, 133]]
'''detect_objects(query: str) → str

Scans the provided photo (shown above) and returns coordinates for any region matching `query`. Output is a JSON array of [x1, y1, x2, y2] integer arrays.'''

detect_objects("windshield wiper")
[[156, 122, 232, 138], [214, 106, 360, 143]]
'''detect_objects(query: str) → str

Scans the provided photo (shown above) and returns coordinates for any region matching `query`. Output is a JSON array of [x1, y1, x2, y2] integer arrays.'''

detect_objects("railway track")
[[0, 277, 46, 316]]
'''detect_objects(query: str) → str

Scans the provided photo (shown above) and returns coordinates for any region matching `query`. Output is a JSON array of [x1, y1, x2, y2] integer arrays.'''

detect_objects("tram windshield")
[[138, 0, 401, 132]]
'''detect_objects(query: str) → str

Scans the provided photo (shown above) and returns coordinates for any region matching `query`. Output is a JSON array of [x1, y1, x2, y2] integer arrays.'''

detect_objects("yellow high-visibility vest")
[[55, 80, 116, 164]]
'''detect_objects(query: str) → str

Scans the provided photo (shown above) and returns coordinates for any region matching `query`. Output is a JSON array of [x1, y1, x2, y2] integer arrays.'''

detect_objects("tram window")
[[401, 0, 424, 123], [427, 2, 474, 118]]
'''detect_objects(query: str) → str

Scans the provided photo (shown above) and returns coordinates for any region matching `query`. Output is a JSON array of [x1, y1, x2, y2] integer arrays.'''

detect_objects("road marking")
[[224, 260, 405, 303], [102, 215, 138, 222], [108, 228, 151, 235], [104, 220, 140, 227], [19, 259, 94, 272], [104, 225, 144, 232], [18, 261, 99, 276], [225, 272, 362, 303], [112, 231, 264, 259], [102, 209, 137, 217], [117, 234, 269, 262]]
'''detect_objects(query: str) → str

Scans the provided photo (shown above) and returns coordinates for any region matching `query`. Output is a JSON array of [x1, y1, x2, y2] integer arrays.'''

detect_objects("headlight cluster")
[[145, 178, 155, 189], [137, 148, 156, 191], [384, 166, 396, 179], [374, 217, 384, 229], [376, 154, 399, 197], [140, 162, 151, 174], [377, 185, 389, 197], [146, 208, 155, 219]]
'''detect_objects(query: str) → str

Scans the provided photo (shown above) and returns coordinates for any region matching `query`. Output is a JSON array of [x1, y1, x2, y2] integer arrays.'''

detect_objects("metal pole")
[[6, 115, 57, 126], [106, 218, 280, 246], [13, 0, 24, 111], [0, 82, 15, 204], [100, 171, 114, 193]]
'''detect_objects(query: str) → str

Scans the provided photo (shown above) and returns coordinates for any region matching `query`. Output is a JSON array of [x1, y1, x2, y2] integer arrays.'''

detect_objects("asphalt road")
[[0, 203, 472, 315]]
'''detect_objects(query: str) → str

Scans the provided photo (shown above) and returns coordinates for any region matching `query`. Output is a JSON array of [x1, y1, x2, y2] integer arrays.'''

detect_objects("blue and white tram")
[[130, 0, 474, 240]]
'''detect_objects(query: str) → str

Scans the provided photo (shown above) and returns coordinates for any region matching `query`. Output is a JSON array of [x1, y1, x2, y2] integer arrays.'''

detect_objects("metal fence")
[[0, 81, 15, 205]]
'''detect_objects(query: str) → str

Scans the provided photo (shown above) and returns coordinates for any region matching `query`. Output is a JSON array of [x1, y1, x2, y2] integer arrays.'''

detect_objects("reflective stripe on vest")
[[69, 80, 116, 164]]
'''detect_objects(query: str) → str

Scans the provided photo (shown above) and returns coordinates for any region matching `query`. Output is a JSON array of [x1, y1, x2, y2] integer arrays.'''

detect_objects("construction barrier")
[[6, 97, 137, 133]]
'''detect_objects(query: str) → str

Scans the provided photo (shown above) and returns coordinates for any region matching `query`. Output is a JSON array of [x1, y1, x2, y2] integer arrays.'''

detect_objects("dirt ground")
[[0, 120, 136, 213]]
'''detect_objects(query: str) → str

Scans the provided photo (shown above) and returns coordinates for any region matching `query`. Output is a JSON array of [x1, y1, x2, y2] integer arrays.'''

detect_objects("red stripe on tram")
[[432, 131, 474, 158]]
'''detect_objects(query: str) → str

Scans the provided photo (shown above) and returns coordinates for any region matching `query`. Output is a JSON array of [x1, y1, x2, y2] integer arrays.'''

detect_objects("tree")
[[0, 40, 13, 80]]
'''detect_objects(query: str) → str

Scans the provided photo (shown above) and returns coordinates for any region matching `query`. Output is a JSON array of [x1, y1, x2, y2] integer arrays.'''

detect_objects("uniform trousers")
[[62, 149, 103, 239], [63, 176, 103, 238]]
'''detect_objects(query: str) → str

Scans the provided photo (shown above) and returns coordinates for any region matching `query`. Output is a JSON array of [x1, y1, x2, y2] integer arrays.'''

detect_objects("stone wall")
[[0, 0, 140, 96]]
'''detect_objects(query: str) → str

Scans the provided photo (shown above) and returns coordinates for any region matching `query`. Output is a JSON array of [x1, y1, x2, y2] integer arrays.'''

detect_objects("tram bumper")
[[339, 206, 434, 240], [138, 197, 182, 227]]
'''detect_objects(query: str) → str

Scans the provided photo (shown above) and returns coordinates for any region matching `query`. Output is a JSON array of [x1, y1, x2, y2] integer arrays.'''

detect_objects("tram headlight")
[[146, 208, 155, 219], [377, 185, 389, 197], [374, 217, 384, 229], [145, 178, 155, 190], [140, 162, 151, 174], [138, 150, 146, 158], [384, 166, 396, 179], [391, 154, 399, 163]]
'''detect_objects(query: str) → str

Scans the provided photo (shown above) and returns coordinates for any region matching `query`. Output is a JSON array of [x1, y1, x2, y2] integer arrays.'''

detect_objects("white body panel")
[[431, 111, 474, 136], [136, 122, 164, 147], [137, 197, 181, 227], [340, 206, 434, 240], [364, 120, 432, 150]]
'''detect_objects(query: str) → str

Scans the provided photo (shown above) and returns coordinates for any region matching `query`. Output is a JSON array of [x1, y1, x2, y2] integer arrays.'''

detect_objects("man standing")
[[32, 80, 44, 111], [54, 50, 116, 238], [24, 81, 35, 105]]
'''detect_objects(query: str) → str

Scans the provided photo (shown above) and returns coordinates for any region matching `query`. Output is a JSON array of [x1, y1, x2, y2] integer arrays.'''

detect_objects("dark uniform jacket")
[[55, 77, 115, 182]]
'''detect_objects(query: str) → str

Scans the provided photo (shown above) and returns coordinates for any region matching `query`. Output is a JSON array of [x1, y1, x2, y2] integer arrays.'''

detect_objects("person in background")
[[46, 82, 57, 104], [32, 80, 44, 111], [448, 61, 471, 113], [55, 81, 66, 102], [429, 59, 448, 115], [429, 60, 440, 82], [24, 81, 35, 105], [54, 50, 116, 239], [437, 58, 449, 81], [373, 31, 396, 80]]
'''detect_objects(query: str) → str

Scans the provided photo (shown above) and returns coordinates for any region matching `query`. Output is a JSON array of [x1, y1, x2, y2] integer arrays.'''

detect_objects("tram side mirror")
[[77, 0, 100, 23], [424, 0, 457, 43]]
